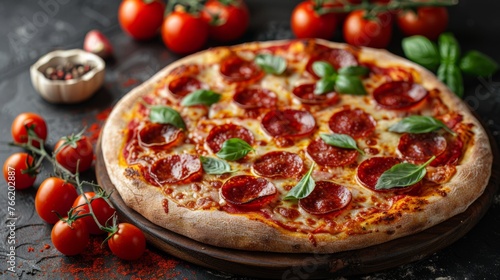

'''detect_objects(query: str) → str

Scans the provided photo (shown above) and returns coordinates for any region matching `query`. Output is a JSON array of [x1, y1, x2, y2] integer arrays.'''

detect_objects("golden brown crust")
[[101, 39, 492, 253]]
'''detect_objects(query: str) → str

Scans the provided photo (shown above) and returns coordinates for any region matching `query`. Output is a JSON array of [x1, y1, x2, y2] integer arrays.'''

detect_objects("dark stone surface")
[[0, 0, 499, 279]]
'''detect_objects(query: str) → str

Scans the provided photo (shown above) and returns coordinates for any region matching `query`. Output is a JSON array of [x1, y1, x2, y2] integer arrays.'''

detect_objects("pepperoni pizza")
[[101, 39, 492, 253]]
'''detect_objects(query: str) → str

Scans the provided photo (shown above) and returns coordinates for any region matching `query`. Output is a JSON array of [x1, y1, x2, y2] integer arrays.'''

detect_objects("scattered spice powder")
[[83, 107, 113, 146]]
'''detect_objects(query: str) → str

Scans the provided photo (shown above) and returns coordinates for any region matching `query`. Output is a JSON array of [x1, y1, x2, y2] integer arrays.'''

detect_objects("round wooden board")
[[95, 132, 499, 279]]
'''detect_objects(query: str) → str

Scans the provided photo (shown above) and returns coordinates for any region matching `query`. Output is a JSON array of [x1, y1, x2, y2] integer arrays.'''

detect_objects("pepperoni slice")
[[252, 151, 303, 178], [221, 175, 277, 206], [298, 181, 351, 215], [328, 108, 376, 139], [356, 157, 402, 191], [306, 48, 358, 78], [307, 138, 358, 167], [431, 136, 463, 167], [167, 76, 205, 98], [233, 87, 277, 109], [138, 122, 183, 150], [261, 109, 316, 138], [373, 81, 429, 110], [398, 132, 447, 164], [292, 83, 340, 105], [149, 154, 202, 185], [220, 56, 264, 83], [206, 123, 254, 153]]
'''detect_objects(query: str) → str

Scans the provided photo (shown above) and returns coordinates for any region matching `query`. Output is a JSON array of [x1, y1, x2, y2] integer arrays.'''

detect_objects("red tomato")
[[162, 9, 209, 54], [397, 7, 448, 40], [72, 192, 116, 235], [108, 223, 146, 260], [11, 112, 47, 148], [343, 10, 393, 48], [118, 0, 165, 40], [55, 135, 94, 174], [51, 218, 89, 256], [201, 0, 250, 42], [35, 177, 78, 224], [291, 1, 338, 39], [3, 153, 36, 190]]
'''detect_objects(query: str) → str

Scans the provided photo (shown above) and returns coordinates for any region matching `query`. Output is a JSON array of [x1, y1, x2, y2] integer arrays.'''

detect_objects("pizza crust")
[[101, 39, 492, 253]]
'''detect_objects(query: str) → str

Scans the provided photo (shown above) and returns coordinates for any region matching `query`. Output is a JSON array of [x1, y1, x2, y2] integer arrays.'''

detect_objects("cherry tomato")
[[55, 135, 94, 174], [35, 177, 78, 224], [343, 10, 393, 49], [396, 7, 448, 40], [201, 0, 250, 42], [118, 0, 165, 40], [108, 223, 146, 261], [51, 218, 89, 256], [11, 112, 47, 148], [291, 1, 338, 39], [162, 9, 209, 54], [72, 192, 116, 235], [3, 153, 36, 190]]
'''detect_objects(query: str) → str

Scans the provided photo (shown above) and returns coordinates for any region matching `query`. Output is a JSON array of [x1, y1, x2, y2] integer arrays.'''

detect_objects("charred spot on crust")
[[124, 167, 140, 179]]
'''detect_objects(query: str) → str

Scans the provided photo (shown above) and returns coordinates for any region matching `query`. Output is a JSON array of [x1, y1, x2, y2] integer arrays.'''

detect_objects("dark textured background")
[[1, 0, 499, 279]]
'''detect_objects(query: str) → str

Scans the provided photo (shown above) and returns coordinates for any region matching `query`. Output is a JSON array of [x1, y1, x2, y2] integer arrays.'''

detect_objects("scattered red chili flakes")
[[123, 78, 139, 88], [28, 246, 35, 252], [44, 244, 51, 250]]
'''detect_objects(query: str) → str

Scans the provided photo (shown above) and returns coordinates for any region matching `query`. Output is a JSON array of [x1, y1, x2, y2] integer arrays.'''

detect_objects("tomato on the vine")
[[51, 218, 89, 256], [55, 134, 94, 174], [107, 223, 146, 260], [11, 112, 47, 148], [396, 7, 448, 40], [3, 153, 37, 190], [343, 10, 393, 48], [201, 0, 250, 42], [72, 192, 116, 235], [291, 1, 338, 40], [118, 0, 165, 40], [35, 177, 78, 224], [162, 9, 209, 54]]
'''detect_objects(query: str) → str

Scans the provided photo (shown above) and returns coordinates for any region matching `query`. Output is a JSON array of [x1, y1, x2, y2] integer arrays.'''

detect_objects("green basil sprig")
[[181, 90, 221, 107], [389, 116, 455, 136], [375, 156, 435, 190], [216, 138, 254, 161], [284, 163, 315, 200], [200, 156, 233, 175], [320, 133, 364, 155], [149, 105, 186, 130], [313, 62, 368, 96], [402, 33, 498, 98], [255, 54, 287, 75]]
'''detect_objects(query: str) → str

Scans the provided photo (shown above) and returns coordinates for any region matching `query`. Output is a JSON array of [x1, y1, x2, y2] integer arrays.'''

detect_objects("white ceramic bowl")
[[30, 49, 105, 104]]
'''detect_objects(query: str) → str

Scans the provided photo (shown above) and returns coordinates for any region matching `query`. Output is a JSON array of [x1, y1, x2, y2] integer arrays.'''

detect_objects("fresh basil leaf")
[[437, 63, 446, 82], [335, 75, 367, 95], [312, 61, 336, 78], [149, 105, 186, 130], [439, 33, 461, 65], [375, 156, 435, 190], [438, 64, 463, 97], [314, 78, 336, 95], [338, 66, 370, 76], [255, 54, 287, 75], [402, 36, 440, 70], [284, 163, 315, 200], [181, 90, 221, 107], [200, 156, 233, 175], [216, 138, 254, 161], [320, 133, 364, 155], [389, 116, 455, 135], [459, 50, 499, 77]]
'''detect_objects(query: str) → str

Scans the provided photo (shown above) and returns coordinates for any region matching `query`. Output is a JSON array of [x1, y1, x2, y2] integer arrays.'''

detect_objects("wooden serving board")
[[95, 133, 499, 279]]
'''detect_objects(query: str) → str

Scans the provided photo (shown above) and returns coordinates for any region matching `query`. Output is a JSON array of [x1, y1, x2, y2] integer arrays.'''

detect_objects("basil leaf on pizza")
[[181, 90, 221, 107], [313, 61, 367, 95], [149, 105, 186, 130], [320, 133, 364, 154], [216, 138, 254, 161], [335, 75, 367, 96], [200, 156, 233, 175], [389, 116, 456, 135], [312, 61, 336, 78], [255, 54, 287, 75], [284, 163, 315, 200], [338, 66, 370, 76], [314, 78, 336, 95], [376, 156, 435, 190]]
